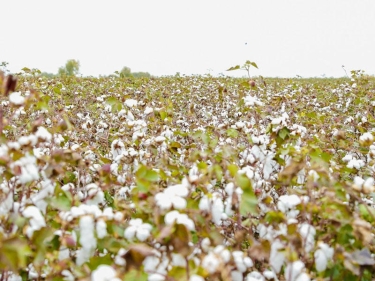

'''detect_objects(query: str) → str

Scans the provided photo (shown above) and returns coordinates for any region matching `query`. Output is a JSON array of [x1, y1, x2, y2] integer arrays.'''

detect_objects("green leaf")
[[213, 164, 223, 182], [226, 65, 241, 71], [168, 266, 187, 280], [1, 237, 32, 271], [49, 193, 71, 211], [105, 97, 122, 112], [135, 165, 159, 191], [226, 128, 239, 138], [169, 141, 181, 148], [63, 171, 76, 184], [105, 97, 119, 106], [359, 204, 375, 223], [159, 110, 167, 120], [278, 127, 290, 140], [144, 170, 159, 182], [250, 62, 258, 69], [265, 211, 286, 224], [53, 87, 61, 94], [236, 174, 257, 215], [241, 81, 250, 88], [123, 269, 148, 281], [88, 254, 113, 270], [104, 191, 114, 207], [36, 95, 51, 111], [228, 164, 239, 177], [100, 157, 112, 164], [197, 161, 208, 170]]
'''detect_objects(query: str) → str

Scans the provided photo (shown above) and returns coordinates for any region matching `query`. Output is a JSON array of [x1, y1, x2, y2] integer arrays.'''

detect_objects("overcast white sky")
[[2, 0, 375, 77]]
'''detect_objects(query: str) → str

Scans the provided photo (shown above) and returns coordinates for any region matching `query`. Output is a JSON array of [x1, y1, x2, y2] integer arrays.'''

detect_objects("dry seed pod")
[[3, 74, 17, 96]]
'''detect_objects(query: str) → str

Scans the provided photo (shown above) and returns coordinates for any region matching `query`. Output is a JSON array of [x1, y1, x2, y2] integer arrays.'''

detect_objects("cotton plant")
[[1, 69, 375, 280]]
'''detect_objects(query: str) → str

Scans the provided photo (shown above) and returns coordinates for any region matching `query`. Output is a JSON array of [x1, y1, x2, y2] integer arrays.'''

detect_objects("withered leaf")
[[124, 244, 155, 271]]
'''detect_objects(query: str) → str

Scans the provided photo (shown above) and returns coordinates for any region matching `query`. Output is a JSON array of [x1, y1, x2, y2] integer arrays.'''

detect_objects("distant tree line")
[[39, 60, 151, 78], [114, 66, 151, 78]]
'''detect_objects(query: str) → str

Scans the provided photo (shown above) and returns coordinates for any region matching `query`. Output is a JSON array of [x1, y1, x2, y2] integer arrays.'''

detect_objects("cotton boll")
[[263, 270, 276, 279], [202, 252, 220, 274], [189, 275, 205, 281], [35, 127, 52, 141], [103, 207, 114, 220], [9, 92, 25, 105], [299, 223, 316, 253], [125, 99, 138, 108], [0, 184, 13, 216], [96, 219, 107, 239], [171, 253, 187, 267], [295, 273, 310, 281], [164, 210, 195, 230], [363, 177, 375, 194], [232, 251, 253, 272], [155, 182, 188, 210], [22, 206, 46, 238], [352, 176, 364, 191], [201, 237, 211, 252], [284, 261, 305, 281], [231, 270, 243, 281], [111, 139, 126, 160], [342, 154, 353, 162], [359, 132, 374, 146], [127, 110, 135, 121], [270, 239, 285, 273], [199, 193, 224, 225], [61, 270, 75, 281], [246, 271, 265, 281], [154, 136, 166, 143], [143, 252, 169, 279], [77, 215, 96, 266], [91, 265, 120, 281], [314, 248, 329, 272], [277, 195, 301, 218], [225, 182, 235, 195], [85, 183, 105, 205], [314, 242, 334, 272], [11, 154, 39, 184], [144, 106, 154, 115], [114, 211, 124, 221], [115, 248, 127, 266], [213, 245, 231, 263], [124, 218, 152, 241]]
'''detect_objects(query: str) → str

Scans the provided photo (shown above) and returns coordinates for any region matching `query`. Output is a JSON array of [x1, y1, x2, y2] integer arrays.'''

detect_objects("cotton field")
[[0, 71, 375, 280]]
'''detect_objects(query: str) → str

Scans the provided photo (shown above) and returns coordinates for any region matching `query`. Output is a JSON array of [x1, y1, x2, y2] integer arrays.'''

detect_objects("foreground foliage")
[[0, 71, 375, 280]]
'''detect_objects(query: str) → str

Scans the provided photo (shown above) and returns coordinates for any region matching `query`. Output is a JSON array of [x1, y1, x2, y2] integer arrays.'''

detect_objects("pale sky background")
[[2, 0, 375, 78]]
